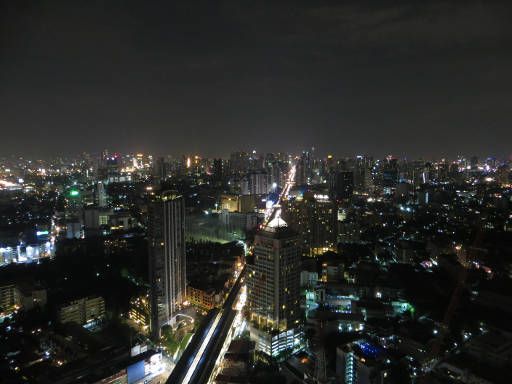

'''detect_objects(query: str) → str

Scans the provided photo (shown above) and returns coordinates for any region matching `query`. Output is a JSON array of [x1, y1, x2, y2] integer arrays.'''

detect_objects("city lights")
[[0, 1, 509, 379]]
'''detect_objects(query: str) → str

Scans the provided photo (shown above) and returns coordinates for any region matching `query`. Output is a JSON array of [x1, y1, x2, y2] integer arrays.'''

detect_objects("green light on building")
[[69, 189, 80, 197]]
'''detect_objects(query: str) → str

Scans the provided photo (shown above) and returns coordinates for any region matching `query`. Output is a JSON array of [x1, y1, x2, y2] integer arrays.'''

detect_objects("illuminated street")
[[263, 163, 296, 226], [166, 267, 246, 384]]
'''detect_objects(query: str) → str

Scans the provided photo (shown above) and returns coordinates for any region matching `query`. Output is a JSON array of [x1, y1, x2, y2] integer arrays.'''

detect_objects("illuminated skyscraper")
[[247, 215, 303, 357], [148, 191, 186, 339]]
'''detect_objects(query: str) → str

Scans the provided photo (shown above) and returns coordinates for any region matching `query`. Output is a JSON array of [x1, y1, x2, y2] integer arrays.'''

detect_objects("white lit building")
[[247, 216, 304, 358]]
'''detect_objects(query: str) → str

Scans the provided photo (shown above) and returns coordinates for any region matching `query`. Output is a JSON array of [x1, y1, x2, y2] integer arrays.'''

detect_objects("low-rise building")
[[0, 283, 47, 319], [129, 295, 150, 333], [59, 296, 105, 326], [0, 284, 19, 318], [187, 286, 220, 311], [336, 339, 388, 384]]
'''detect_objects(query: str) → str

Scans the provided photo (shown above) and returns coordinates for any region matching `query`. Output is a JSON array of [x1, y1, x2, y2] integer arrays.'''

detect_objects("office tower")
[[148, 191, 186, 339], [329, 171, 354, 201], [247, 215, 303, 357]]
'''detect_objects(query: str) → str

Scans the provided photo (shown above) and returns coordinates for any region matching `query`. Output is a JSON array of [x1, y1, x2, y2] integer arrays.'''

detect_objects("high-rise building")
[[230, 151, 249, 174], [295, 157, 307, 186], [212, 158, 224, 184], [329, 171, 354, 201], [153, 157, 169, 181], [295, 149, 314, 185], [283, 192, 337, 257], [96, 181, 108, 207], [148, 191, 186, 339], [241, 171, 268, 195], [247, 215, 303, 357], [380, 157, 399, 191], [353, 155, 373, 192], [248, 150, 264, 170]]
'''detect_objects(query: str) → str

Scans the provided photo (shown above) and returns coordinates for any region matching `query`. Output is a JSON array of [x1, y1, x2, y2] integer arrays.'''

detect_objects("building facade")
[[148, 191, 186, 339], [247, 217, 303, 357], [329, 171, 354, 201], [336, 340, 386, 384], [187, 286, 219, 311], [241, 171, 268, 195], [129, 294, 151, 333], [283, 192, 337, 256], [59, 296, 105, 325]]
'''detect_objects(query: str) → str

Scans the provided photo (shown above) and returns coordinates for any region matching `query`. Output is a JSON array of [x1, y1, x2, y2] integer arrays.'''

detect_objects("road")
[[166, 267, 246, 384], [263, 162, 296, 226]]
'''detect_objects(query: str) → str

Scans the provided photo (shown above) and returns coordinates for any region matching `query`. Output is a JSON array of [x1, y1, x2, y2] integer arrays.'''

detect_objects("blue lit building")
[[336, 339, 388, 384]]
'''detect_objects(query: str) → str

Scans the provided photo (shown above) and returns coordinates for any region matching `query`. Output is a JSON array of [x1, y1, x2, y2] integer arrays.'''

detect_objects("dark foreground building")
[[148, 191, 187, 339]]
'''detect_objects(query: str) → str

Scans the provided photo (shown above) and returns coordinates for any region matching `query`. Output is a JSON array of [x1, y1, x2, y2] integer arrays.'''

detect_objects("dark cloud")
[[0, 0, 511, 158]]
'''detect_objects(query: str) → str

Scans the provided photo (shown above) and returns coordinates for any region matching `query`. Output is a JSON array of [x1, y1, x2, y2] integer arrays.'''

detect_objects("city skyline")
[[0, 149, 510, 163], [1, 130, 511, 382], [2, 2, 512, 383], [2, 1, 511, 158]]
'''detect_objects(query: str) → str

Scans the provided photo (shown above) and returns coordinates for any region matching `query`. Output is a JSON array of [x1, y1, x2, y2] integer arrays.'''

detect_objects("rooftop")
[[266, 216, 288, 229]]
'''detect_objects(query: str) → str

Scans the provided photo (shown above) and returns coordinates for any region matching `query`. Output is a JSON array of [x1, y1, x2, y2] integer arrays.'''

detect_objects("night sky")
[[1, 1, 511, 159]]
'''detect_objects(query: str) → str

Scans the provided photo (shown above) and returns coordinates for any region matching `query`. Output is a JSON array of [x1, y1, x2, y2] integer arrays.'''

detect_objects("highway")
[[263, 162, 296, 226], [166, 266, 246, 384]]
